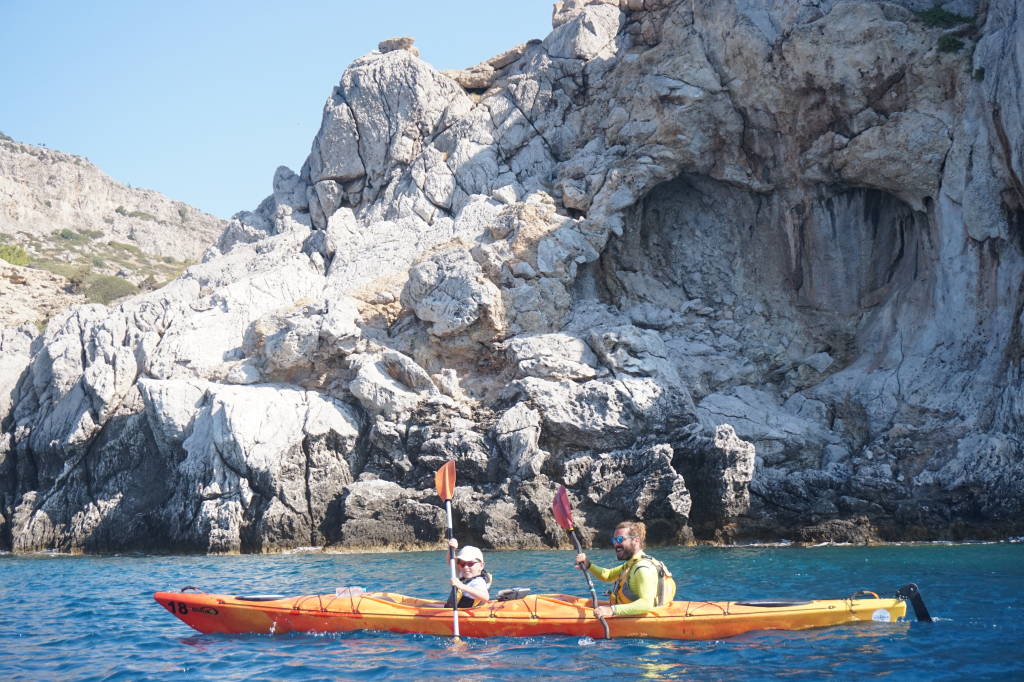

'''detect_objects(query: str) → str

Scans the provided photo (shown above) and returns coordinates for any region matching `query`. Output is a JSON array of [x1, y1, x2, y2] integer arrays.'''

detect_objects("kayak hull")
[[154, 590, 907, 640]]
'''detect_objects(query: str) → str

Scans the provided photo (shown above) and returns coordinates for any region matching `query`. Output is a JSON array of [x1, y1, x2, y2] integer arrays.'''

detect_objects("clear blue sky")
[[0, 1, 556, 218]]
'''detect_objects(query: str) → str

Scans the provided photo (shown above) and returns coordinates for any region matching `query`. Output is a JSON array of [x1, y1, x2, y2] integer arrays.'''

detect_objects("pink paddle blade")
[[551, 485, 575, 530]]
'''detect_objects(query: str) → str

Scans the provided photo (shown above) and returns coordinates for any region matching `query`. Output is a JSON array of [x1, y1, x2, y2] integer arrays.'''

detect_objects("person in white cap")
[[445, 539, 491, 607]]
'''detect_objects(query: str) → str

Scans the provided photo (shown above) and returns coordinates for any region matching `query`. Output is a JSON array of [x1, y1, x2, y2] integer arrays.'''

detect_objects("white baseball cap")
[[455, 545, 483, 563]]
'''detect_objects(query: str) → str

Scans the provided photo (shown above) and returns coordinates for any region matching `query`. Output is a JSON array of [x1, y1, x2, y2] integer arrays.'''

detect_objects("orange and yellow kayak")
[[154, 587, 916, 640]]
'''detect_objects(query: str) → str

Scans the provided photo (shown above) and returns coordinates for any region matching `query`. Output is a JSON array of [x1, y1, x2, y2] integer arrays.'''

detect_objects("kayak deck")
[[154, 589, 909, 640]]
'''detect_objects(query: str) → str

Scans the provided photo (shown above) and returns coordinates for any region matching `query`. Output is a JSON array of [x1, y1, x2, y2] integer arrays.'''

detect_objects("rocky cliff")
[[0, 137, 226, 328], [0, 137, 224, 259], [1, 0, 1021, 554]]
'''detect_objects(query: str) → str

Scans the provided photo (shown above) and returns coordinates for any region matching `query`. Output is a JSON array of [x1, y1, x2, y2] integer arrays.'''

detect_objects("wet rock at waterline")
[[2, 0, 1023, 553]]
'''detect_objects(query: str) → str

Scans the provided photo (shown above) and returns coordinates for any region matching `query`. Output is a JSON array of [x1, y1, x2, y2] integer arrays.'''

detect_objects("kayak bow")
[[154, 584, 928, 640]]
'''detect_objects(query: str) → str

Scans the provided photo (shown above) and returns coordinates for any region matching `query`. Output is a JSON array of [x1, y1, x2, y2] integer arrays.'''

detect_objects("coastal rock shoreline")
[[2, 0, 1022, 553]]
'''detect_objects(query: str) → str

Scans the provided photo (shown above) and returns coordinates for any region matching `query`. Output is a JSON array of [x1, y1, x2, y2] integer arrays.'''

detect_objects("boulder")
[[336, 479, 443, 550], [561, 443, 692, 544], [493, 402, 547, 478], [401, 249, 503, 338]]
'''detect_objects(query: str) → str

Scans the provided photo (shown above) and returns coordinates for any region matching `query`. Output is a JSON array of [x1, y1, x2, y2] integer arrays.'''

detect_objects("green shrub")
[[52, 229, 95, 245], [66, 269, 88, 293], [0, 243, 30, 266], [915, 8, 971, 28], [83, 275, 139, 305], [108, 241, 144, 258], [114, 205, 157, 221], [973, 67, 986, 81], [938, 34, 965, 52]]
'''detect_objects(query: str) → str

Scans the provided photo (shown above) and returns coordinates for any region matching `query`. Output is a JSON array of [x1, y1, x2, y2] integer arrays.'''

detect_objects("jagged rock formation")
[[2, 0, 1022, 554]]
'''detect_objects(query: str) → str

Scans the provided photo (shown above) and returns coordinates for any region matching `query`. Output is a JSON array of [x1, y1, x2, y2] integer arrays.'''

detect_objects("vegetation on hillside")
[[2, 228, 192, 306], [115, 205, 159, 222], [0, 242, 30, 266], [938, 34, 965, 53], [914, 8, 972, 28], [81, 274, 141, 304], [913, 6, 974, 55]]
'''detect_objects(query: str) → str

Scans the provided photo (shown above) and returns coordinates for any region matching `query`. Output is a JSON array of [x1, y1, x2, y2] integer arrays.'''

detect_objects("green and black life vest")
[[610, 554, 677, 607]]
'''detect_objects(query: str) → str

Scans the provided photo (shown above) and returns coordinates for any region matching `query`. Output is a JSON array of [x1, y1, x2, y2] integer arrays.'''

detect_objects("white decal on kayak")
[[871, 609, 891, 622]]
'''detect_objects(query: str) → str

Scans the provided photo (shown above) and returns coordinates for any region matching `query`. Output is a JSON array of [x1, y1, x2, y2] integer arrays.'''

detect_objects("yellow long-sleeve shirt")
[[587, 553, 660, 617]]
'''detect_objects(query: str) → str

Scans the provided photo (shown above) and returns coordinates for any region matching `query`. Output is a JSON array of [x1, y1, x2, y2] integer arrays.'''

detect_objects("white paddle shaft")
[[445, 499, 460, 638]]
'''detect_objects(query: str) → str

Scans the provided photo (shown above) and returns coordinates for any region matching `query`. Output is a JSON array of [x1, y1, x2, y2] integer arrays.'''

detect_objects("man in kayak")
[[575, 520, 676, 617], [446, 540, 492, 607]]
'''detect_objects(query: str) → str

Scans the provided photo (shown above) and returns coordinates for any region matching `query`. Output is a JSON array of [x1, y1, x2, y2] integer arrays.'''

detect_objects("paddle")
[[552, 484, 611, 639], [435, 460, 460, 640]]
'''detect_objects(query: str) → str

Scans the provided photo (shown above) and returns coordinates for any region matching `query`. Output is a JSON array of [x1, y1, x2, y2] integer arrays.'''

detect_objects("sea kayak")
[[154, 584, 929, 640]]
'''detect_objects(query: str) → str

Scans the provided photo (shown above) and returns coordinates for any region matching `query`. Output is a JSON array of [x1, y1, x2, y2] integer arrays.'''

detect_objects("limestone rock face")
[[2, 0, 1022, 553], [0, 138, 227, 328], [561, 442, 694, 544], [336, 479, 443, 549], [0, 325, 35, 427], [494, 403, 547, 478], [0, 139, 225, 260]]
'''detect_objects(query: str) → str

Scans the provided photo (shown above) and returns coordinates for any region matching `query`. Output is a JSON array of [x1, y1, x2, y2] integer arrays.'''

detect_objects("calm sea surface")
[[1, 543, 1021, 680]]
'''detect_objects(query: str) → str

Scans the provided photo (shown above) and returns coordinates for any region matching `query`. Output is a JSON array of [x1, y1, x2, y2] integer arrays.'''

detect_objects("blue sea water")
[[0, 543, 1021, 680]]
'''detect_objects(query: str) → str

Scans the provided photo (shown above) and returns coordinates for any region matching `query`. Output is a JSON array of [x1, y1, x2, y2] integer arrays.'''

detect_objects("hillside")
[[0, 136, 226, 326]]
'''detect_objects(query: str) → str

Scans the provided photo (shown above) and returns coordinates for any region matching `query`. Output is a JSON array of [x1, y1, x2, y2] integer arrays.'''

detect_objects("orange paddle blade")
[[435, 460, 456, 501], [552, 485, 575, 531]]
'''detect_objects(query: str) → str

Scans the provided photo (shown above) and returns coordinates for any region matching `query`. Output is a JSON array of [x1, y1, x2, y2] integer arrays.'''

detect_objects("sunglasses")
[[456, 559, 478, 567], [611, 535, 635, 545]]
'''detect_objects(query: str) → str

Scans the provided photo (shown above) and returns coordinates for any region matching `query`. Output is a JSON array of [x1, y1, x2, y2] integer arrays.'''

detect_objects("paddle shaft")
[[444, 499, 460, 638], [569, 528, 611, 639]]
